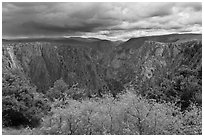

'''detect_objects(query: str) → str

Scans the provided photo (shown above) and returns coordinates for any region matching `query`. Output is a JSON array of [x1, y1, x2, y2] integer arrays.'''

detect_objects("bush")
[[2, 72, 50, 128], [46, 78, 90, 101], [140, 65, 202, 111], [46, 79, 69, 101], [32, 91, 201, 135]]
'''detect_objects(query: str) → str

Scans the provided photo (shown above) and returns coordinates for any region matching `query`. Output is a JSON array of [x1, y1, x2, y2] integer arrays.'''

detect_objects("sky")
[[2, 2, 202, 41]]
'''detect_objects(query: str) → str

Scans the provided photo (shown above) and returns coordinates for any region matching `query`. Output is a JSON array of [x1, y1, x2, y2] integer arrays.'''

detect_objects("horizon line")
[[2, 32, 202, 42]]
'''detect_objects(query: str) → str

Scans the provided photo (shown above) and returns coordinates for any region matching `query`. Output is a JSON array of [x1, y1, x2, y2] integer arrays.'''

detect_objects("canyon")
[[2, 34, 202, 102]]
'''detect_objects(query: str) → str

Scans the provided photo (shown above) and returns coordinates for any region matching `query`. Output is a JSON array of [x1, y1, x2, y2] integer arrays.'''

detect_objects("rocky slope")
[[2, 38, 115, 94], [108, 36, 202, 106], [2, 34, 202, 100], [108, 34, 201, 82], [118, 33, 201, 51]]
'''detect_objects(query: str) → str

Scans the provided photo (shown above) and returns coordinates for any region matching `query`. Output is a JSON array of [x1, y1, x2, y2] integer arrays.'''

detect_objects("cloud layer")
[[2, 2, 202, 41]]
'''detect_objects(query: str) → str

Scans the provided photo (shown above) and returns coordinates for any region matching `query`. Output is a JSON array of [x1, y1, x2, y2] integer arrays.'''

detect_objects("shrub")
[[46, 78, 69, 101], [46, 78, 90, 102], [2, 71, 50, 128], [33, 91, 201, 135]]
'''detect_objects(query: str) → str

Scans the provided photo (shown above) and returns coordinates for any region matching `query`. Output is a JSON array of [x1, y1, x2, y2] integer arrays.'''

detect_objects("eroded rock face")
[[109, 40, 202, 90], [138, 41, 170, 81], [107, 39, 202, 107], [2, 45, 23, 73], [2, 41, 113, 94], [2, 36, 202, 101]]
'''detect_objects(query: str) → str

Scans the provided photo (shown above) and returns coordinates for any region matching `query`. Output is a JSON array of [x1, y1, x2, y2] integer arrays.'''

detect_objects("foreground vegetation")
[[3, 89, 202, 135], [2, 63, 202, 135]]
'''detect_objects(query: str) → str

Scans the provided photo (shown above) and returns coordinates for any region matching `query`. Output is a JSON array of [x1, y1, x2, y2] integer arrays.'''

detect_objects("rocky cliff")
[[2, 34, 202, 101], [108, 37, 202, 106], [2, 39, 115, 94]]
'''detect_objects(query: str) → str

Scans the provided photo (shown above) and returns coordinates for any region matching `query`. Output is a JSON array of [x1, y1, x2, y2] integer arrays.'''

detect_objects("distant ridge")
[[118, 33, 202, 50]]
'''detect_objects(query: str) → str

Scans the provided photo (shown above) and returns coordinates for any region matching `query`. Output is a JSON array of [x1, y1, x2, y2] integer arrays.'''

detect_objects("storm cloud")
[[2, 2, 202, 41]]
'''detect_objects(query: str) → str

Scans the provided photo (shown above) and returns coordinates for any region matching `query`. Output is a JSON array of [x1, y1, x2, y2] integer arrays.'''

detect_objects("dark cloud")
[[2, 2, 202, 40], [176, 2, 202, 11], [22, 20, 114, 33]]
